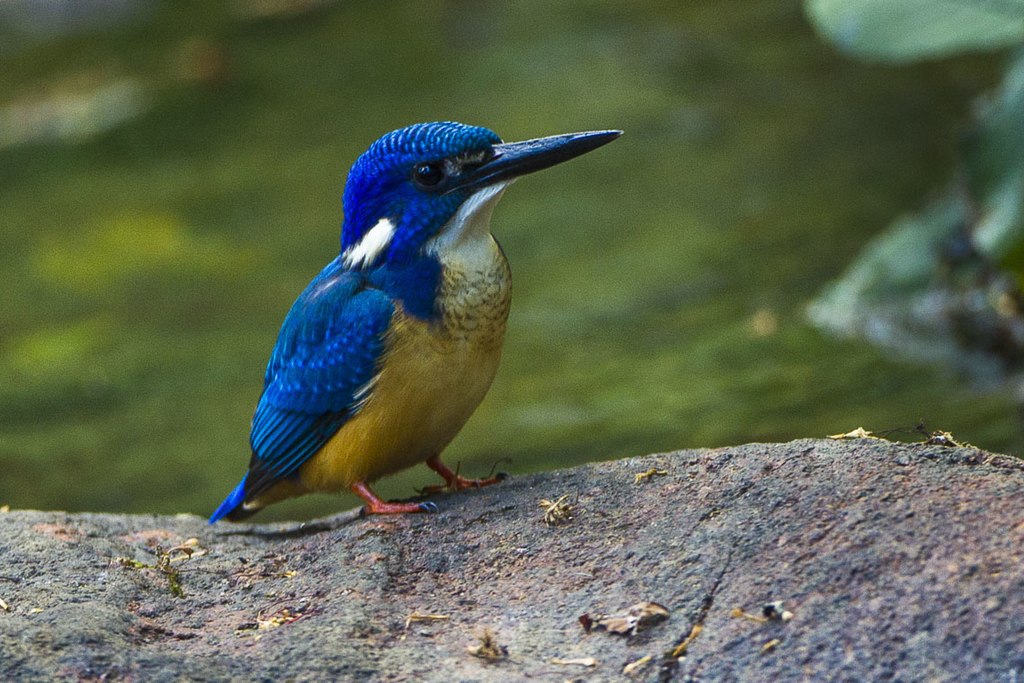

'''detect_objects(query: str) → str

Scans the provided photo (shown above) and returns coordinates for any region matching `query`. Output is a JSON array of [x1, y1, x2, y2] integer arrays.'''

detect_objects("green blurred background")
[[1, 0, 1020, 521]]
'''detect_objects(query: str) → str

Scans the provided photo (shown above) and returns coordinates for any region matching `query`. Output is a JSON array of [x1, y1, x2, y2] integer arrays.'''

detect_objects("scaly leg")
[[352, 481, 437, 515], [421, 455, 507, 493]]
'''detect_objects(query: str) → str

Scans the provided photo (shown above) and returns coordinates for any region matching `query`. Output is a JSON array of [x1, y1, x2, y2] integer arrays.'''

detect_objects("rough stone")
[[1, 438, 1022, 682]]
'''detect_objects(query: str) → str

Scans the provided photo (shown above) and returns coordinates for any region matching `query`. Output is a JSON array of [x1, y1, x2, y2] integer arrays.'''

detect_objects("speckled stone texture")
[[1, 438, 1021, 682]]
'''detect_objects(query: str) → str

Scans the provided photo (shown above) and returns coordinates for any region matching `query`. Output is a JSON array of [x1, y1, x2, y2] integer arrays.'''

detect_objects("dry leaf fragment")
[[762, 638, 781, 653], [634, 468, 668, 484], [539, 495, 573, 526], [581, 601, 669, 636], [257, 607, 303, 631], [166, 537, 208, 562], [0, 597, 9, 611], [0, 505, 9, 513], [467, 628, 507, 661], [827, 427, 877, 440]]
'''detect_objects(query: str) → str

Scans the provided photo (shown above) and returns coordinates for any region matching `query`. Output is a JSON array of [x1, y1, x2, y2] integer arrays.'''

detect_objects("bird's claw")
[[418, 501, 439, 513], [420, 472, 509, 494]]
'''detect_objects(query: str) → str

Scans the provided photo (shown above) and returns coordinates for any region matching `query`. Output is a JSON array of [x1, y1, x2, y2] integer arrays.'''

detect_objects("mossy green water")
[[0, 1, 1013, 520]]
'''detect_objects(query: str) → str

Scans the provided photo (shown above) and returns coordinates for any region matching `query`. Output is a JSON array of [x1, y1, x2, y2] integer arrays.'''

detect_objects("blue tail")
[[209, 476, 248, 524]]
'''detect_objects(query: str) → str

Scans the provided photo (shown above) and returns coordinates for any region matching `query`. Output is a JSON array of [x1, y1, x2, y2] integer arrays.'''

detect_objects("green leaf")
[[964, 49, 1024, 263], [806, 0, 1024, 62]]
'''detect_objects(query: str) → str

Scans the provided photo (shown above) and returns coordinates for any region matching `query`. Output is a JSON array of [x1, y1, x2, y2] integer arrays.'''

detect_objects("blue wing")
[[210, 257, 394, 522]]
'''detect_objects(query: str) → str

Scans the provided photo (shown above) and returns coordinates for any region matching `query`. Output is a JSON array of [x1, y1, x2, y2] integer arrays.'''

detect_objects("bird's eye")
[[413, 163, 445, 189]]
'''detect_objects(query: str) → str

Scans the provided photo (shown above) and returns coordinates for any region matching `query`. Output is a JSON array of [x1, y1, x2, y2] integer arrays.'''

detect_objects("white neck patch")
[[428, 180, 513, 256], [343, 217, 395, 269]]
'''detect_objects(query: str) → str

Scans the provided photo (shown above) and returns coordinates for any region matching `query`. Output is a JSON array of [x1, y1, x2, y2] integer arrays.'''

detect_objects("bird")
[[210, 121, 621, 522]]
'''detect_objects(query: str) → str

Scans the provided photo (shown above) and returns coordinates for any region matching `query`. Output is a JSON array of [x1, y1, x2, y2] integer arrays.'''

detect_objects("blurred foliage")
[[968, 49, 1024, 262], [806, 0, 1024, 62], [807, 1, 1024, 386], [0, 0, 1019, 520], [33, 212, 256, 290]]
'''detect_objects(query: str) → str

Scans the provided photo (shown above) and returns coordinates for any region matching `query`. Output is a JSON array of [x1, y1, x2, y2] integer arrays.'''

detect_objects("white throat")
[[427, 181, 513, 259]]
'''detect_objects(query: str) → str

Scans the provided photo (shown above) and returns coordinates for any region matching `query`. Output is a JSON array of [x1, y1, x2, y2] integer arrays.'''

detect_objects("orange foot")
[[419, 455, 508, 494], [352, 481, 438, 515]]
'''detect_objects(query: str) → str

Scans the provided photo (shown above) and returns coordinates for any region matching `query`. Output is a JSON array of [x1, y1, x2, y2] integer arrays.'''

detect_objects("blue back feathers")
[[237, 258, 395, 504]]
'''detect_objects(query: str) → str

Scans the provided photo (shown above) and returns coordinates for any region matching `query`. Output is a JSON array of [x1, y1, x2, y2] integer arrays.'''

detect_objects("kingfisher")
[[210, 121, 621, 522]]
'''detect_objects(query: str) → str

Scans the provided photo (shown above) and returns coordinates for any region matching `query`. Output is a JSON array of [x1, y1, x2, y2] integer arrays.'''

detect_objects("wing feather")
[[241, 259, 394, 502]]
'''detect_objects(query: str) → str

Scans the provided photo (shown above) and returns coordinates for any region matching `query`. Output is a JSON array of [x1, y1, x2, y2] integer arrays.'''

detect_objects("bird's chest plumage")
[[387, 235, 512, 417], [299, 236, 511, 488], [435, 239, 512, 348]]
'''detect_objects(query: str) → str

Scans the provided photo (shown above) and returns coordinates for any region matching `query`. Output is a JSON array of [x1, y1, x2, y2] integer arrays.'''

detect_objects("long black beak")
[[446, 129, 622, 194]]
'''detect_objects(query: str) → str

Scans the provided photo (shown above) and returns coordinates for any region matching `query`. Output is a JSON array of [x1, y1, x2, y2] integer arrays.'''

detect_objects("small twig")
[[551, 657, 597, 667], [404, 611, 449, 630], [671, 623, 703, 657], [730, 607, 769, 624], [486, 457, 512, 478], [622, 654, 652, 675]]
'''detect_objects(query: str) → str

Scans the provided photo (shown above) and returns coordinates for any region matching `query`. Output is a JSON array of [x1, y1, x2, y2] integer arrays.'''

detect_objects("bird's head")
[[340, 121, 620, 268]]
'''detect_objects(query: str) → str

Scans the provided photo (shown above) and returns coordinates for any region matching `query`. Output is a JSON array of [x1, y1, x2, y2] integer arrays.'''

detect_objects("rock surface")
[[1, 438, 1022, 682]]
